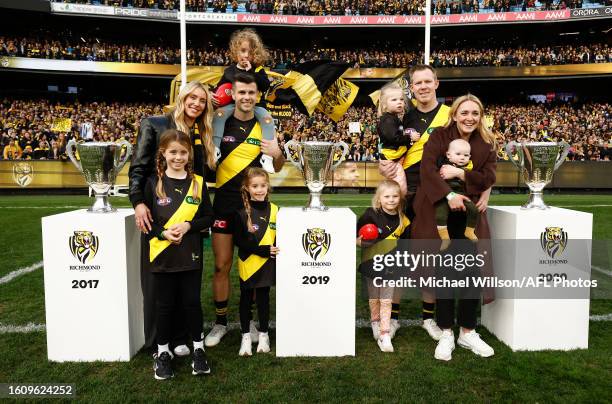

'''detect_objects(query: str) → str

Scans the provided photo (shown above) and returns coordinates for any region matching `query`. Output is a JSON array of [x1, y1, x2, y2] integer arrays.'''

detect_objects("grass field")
[[0, 192, 610, 402]]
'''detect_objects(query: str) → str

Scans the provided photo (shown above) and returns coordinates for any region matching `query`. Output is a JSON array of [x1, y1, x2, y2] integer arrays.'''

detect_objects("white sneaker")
[[173, 344, 190, 357], [422, 318, 443, 341], [214, 146, 222, 163], [256, 332, 270, 353], [371, 321, 380, 341], [457, 330, 494, 358], [434, 329, 455, 361], [260, 154, 275, 174], [389, 319, 400, 339], [377, 333, 394, 353], [249, 321, 259, 343], [204, 324, 227, 347], [239, 333, 252, 356]]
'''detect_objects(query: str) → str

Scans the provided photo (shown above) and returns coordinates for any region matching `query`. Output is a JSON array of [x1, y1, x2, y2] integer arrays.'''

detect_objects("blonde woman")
[[412, 94, 497, 361], [129, 81, 215, 355]]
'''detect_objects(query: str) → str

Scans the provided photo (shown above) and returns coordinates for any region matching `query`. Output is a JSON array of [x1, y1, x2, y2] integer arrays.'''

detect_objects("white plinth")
[[276, 207, 356, 356], [481, 206, 592, 351], [42, 209, 143, 361]]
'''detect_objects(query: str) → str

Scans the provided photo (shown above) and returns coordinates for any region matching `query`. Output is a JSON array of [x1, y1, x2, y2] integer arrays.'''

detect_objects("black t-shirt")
[[213, 116, 262, 210], [144, 175, 214, 273], [403, 103, 444, 181]]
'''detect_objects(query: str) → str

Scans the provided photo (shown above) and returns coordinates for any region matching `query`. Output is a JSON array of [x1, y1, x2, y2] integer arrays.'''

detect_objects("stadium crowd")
[[1, 98, 609, 161], [2, 35, 610, 68], [52, 0, 591, 14]]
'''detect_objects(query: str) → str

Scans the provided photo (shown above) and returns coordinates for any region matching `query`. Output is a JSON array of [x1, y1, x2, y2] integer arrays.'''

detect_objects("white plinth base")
[[276, 207, 356, 357], [42, 209, 143, 361], [481, 206, 592, 351]]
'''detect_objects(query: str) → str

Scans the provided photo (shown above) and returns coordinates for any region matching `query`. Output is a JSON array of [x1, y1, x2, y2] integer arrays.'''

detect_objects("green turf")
[[0, 193, 610, 402]]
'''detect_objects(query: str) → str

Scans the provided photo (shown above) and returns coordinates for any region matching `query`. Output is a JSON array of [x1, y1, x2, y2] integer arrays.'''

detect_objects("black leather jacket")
[[129, 114, 176, 208]]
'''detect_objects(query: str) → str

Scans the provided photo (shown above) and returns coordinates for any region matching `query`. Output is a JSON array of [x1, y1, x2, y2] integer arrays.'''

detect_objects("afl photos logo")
[[302, 228, 331, 261], [69, 231, 99, 264], [540, 227, 568, 259]]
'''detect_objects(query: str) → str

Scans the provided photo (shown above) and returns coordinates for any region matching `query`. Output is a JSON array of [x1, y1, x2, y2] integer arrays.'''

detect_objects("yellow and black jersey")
[[143, 174, 214, 273], [357, 207, 410, 279], [234, 200, 277, 290], [214, 116, 263, 211], [378, 112, 413, 161]]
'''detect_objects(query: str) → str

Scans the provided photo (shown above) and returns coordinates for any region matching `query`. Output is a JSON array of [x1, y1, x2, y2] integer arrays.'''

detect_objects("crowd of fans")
[[53, 0, 593, 14], [1, 98, 610, 162], [2, 35, 610, 68]]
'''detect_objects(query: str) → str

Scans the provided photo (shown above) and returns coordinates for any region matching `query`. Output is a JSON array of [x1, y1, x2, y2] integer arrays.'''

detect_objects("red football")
[[359, 224, 379, 240], [215, 83, 233, 107]]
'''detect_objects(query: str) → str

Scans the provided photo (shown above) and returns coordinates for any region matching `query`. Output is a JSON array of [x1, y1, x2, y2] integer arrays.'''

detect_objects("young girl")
[[233, 167, 279, 356], [377, 82, 420, 197], [212, 28, 276, 173], [357, 180, 410, 353], [143, 129, 214, 380]]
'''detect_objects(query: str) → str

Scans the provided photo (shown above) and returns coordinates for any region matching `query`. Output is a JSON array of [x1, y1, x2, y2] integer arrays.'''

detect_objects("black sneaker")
[[154, 351, 174, 380], [192, 348, 211, 375]]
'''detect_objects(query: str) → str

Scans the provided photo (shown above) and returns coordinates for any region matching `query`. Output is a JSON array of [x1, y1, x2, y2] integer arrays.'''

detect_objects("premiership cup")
[[66, 140, 132, 213], [505, 141, 570, 209], [284, 140, 349, 210]]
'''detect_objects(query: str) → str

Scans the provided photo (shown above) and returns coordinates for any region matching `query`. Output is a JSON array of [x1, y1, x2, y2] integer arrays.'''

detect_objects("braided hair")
[[240, 167, 270, 233], [155, 129, 199, 200]]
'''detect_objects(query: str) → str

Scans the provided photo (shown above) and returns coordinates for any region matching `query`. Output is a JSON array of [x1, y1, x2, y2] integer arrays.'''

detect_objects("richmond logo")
[[302, 228, 331, 261], [12, 162, 34, 187], [69, 231, 99, 264], [540, 227, 568, 259]]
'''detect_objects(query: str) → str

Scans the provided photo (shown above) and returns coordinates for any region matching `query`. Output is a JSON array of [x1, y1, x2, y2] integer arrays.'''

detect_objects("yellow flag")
[[51, 118, 72, 133], [316, 78, 359, 122]]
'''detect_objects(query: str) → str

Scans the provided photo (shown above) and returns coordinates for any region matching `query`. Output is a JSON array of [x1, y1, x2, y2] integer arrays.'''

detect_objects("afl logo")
[[69, 231, 99, 264], [157, 197, 172, 206]]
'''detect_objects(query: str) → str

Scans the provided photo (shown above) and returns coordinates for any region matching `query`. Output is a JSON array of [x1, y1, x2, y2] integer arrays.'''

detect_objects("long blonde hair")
[[229, 28, 270, 67], [240, 167, 271, 233], [445, 94, 496, 147], [372, 180, 405, 214], [377, 82, 406, 118], [155, 129, 199, 200], [168, 81, 216, 171]]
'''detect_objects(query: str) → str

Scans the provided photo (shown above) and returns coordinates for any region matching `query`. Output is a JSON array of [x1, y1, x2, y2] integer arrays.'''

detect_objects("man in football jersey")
[[205, 72, 284, 346]]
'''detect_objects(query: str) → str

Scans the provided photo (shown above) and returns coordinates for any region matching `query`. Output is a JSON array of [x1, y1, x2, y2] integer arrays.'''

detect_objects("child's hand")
[[238, 60, 252, 71], [410, 131, 421, 142], [270, 246, 280, 257], [211, 94, 220, 108], [162, 229, 182, 244], [168, 222, 191, 237], [356, 235, 363, 247]]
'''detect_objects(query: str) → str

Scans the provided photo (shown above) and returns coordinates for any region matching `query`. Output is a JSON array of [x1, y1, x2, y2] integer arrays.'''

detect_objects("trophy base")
[[88, 195, 117, 213], [520, 192, 550, 210], [304, 192, 328, 211]]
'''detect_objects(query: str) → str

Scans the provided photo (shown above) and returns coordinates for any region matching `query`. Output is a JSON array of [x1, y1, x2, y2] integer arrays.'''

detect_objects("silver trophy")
[[505, 141, 570, 209], [66, 140, 132, 213], [284, 140, 349, 210]]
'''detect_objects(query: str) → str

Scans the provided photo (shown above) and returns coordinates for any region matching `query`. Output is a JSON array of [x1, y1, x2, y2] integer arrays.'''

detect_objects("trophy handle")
[[115, 140, 133, 172], [554, 141, 570, 171], [65, 139, 82, 172], [284, 140, 302, 170], [504, 141, 523, 169], [332, 141, 349, 169]]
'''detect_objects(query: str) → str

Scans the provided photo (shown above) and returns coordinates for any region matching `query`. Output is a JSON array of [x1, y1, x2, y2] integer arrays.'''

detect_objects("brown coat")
[[411, 123, 497, 240]]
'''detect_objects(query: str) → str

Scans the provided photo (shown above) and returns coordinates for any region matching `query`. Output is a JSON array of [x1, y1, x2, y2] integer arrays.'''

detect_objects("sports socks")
[[215, 299, 228, 326]]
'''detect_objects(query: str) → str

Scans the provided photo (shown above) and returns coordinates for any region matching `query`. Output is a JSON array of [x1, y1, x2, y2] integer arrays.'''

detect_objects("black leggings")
[[153, 269, 203, 346], [239, 287, 270, 334]]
